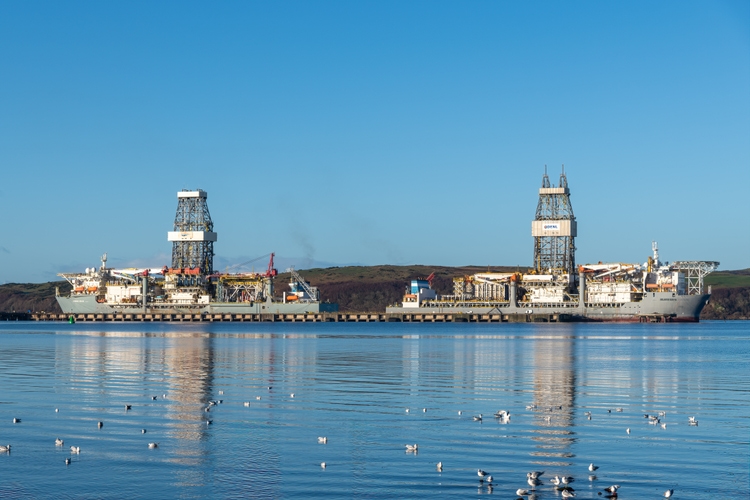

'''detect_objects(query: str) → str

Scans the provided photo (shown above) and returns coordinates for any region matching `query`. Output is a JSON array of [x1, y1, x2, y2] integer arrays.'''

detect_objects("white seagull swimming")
[[317, 437, 328, 444], [148, 442, 158, 449], [0, 445, 10, 452], [55, 438, 64, 446], [405, 443, 418, 452], [664, 489, 674, 498], [436, 461, 442, 471], [561, 490, 576, 498], [588, 463, 599, 472], [70, 446, 81, 454], [516, 488, 529, 496]]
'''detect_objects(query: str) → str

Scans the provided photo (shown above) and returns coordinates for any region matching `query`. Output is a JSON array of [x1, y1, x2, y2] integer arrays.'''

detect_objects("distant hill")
[[1, 266, 747, 319]]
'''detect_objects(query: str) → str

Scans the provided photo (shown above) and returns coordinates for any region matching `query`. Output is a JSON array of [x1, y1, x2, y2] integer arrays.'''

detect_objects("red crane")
[[426, 272, 435, 286], [265, 253, 278, 277]]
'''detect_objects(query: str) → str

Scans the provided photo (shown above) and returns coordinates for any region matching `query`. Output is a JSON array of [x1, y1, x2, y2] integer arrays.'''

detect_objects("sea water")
[[0, 321, 747, 499]]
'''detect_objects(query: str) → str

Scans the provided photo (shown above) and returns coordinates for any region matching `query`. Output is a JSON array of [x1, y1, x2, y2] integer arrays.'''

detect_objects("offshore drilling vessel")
[[56, 190, 338, 315], [387, 169, 718, 322]]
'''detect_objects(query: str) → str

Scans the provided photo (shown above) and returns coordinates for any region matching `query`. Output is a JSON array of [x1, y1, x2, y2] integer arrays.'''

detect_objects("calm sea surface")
[[0, 321, 748, 499]]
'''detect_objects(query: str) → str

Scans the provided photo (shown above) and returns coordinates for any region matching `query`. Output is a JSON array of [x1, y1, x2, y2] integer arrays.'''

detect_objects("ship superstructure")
[[388, 169, 718, 322], [56, 190, 338, 315]]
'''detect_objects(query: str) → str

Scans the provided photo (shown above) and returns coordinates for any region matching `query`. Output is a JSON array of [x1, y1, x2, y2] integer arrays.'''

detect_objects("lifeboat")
[[286, 295, 299, 302], [87, 286, 98, 293], [74, 286, 85, 292]]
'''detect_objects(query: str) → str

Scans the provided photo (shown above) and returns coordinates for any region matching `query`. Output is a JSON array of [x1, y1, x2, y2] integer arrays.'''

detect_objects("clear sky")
[[1, 1, 748, 283]]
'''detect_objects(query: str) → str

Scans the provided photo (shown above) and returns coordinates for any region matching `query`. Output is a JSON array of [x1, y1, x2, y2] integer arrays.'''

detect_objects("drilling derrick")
[[167, 190, 217, 274], [531, 167, 577, 275]]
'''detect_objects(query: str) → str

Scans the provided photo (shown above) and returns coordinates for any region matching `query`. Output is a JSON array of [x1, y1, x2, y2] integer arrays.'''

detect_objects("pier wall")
[[29, 312, 572, 323]]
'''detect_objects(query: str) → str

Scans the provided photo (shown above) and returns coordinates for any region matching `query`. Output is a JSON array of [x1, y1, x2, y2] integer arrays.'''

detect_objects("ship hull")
[[386, 292, 710, 322], [56, 295, 338, 315]]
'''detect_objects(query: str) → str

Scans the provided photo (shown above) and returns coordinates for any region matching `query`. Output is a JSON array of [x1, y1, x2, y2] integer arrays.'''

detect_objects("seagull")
[[320, 462, 326, 468], [423, 408, 427, 413], [561, 476, 575, 485], [473, 414, 483, 421], [162, 394, 167, 399], [661, 423, 667, 429], [477, 469, 488, 480], [55, 438, 64, 446], [405, 443, 418, 452], [218, 390, 224, 395], [125, 404, 132, 410], [256, 396, 261, 400], [97, 421, 103, 428], [562, 490, 576, 498], [405, 408, 409, 413], [141, 429, 147, 434], [486, 475, 493, 484], [626, 428, 631, 434], [528, 471, 545, 479], [436, 461, 443, 471], [206, 419, 213, 425], [55, 408, 59, 413], [148, 442, 158, 449], [526, 404, 537, 410], [516, 488, 530, 496], [458, 410, 462, 415], [550, 476, 561, 485], [589, 463, 599, 472], [616, 408, 623, 412], [603, 485, 620, 494], [528, 476, 542, 488], [290, 393, 295, 398], [658, 411, 666, 417], [70, 446, 81, 454], [151, 396, 157, 400], [664, 489, 674, 498], [65, 457, 71, 465], [243, 401, 251, 407], [12, 418, 20, 423], [317, 437, 328, 444], [0, 445, 10, 452]]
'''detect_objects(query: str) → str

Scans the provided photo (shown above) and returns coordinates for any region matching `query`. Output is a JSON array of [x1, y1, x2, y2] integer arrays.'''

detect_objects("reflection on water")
[[531, 326, 576, 465], [0, 322, 747, 499]]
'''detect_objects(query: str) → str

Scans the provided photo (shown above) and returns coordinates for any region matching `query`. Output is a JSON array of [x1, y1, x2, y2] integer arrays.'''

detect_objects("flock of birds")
[[0, 394, 180, 466], [1, 386, 697, 498], [395, 403, 696, 498]]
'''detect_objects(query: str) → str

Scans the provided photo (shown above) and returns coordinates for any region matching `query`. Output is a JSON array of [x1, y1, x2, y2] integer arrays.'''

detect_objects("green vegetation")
[[704, 269, 750, 289]]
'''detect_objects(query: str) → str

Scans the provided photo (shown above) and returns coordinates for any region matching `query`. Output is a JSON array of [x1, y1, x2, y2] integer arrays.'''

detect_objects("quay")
[[29, 312, 574, 323]]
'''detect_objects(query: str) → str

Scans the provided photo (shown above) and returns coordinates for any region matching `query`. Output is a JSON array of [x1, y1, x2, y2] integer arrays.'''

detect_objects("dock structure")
[[30, 312, 573, 323]]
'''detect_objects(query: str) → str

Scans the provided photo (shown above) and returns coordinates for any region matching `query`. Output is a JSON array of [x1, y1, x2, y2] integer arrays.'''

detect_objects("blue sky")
[[1, 1, 748, 283]]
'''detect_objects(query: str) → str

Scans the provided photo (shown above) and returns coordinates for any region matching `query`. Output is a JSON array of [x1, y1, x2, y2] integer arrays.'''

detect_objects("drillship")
[[387, 169, 718, 322], [56, 190, 338, 315]]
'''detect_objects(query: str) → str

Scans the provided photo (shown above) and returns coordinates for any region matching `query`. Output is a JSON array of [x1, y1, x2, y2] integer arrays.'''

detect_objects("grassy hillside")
[[0, 281, 70, 314], [704, 269, 750, 289]]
